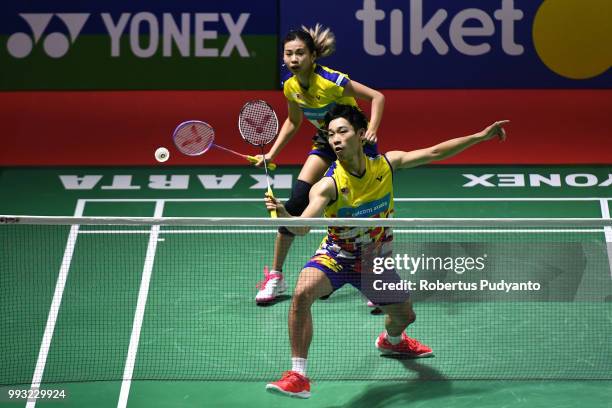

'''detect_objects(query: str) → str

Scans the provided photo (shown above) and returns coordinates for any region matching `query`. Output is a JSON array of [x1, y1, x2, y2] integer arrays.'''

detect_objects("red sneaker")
[[266, 371, 311, 398], [375, 332, 433, 357]]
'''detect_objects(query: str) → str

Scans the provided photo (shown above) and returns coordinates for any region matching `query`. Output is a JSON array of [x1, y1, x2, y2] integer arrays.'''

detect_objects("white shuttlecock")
[[155, 147, 170, 163]]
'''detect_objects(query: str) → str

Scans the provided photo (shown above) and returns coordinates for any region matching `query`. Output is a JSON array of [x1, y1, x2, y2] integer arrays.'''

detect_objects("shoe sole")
[[255, 297, 276, 304], [266, 384, 311, 398], [375, 339, 434, 358]]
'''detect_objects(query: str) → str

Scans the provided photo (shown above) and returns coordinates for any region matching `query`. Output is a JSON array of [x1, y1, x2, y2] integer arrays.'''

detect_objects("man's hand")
[[479, 120, 509, 141], [265, 194, 290, 217]]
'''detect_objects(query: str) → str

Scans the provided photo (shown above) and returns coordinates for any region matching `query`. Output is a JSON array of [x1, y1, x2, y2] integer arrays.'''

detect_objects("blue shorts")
[[304, 248, 410, 306], [309, 133, 379, 161]]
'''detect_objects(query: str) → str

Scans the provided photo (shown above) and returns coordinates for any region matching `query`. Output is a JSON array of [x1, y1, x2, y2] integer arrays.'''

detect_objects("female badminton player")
[[255, 24, 385, 304]]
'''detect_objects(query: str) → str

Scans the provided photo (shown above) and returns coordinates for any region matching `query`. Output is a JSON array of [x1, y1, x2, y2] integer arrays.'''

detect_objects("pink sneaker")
[[255, 266, 287, 304], [375, 332, 433, 357], [266, 371, 311, 398]]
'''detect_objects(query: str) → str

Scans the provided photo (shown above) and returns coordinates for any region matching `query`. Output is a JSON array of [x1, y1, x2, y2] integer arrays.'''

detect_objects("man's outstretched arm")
[[386, 120, 509, 170]]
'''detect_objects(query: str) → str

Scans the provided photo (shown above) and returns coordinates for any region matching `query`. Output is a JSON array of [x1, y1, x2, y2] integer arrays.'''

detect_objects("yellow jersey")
[[319, 154, 394, 259], [283, 64, 358, 129]]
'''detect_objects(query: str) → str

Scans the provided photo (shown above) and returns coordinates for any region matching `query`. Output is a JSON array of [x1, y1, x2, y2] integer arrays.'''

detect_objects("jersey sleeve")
[[329, 73, 350, 99], [315, 65, 350, 100]]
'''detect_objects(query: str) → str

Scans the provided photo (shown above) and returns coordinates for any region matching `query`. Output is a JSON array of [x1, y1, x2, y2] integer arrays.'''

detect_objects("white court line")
[[398, 198, 606, 202], [599, 199, 612, 280], [600, 199, 612, 243], [82, 197, 608, 203], [26, 200, 85, 408], [117, 200, 164, 408], [78, 229, 605, 235]]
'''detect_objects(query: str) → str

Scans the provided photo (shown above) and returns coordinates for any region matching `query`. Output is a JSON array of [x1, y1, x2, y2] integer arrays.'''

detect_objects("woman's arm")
[[343, 80, 385, 144]]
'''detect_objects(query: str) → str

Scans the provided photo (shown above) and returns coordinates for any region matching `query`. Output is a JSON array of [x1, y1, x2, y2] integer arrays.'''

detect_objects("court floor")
[[1, 165, 611, 407]]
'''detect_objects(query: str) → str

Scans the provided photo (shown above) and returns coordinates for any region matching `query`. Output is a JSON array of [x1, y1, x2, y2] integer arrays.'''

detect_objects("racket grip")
[[267, 187, 277, 218], [247, 155, 276, 171]]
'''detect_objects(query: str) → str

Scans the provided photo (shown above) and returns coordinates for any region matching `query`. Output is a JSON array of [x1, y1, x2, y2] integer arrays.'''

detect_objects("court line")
[[599, 199, 612, 280], [26, 200, 85, 408], [117, 200, 164, 408], [600, 199, 612, 243], [82, 197, 609, 202], [77, 229, 606, 234]]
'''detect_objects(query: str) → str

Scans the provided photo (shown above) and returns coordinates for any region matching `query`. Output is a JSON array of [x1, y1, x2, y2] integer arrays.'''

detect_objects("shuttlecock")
[[155, 147, 170, 163]]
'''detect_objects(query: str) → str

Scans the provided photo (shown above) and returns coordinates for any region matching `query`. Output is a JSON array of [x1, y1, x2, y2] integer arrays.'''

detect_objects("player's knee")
[[278, 180, 312, 237], [278, 180, 313, 236], [284, 180, 312, 216], [278, 226, 295, 237], [292, 285, 318, 307]]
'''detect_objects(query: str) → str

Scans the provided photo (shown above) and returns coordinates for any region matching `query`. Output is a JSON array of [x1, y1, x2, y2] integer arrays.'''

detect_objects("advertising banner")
[[1, 89, 610, 165], [0, 1, 278, 90], [280, 0, 611, 88]]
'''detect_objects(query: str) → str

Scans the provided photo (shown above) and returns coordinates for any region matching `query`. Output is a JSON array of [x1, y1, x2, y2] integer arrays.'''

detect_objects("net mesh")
[[173, 121, 214, 156], [1, 217, 612, 385], [238, 100, 278, 146]]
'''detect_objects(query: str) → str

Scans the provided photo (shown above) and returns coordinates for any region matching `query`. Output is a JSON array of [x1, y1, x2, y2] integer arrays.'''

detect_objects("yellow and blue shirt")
[[317, 154, 394, 262], [283, 64, 358, 129]]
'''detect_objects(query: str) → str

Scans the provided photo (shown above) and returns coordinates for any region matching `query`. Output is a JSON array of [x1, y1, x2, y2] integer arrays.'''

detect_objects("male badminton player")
[[254, 24, 385, 304], [263, 104, 509, 398]]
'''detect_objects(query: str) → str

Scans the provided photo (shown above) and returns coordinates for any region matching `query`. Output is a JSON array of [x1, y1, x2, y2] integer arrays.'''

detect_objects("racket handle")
[[267, 187, 277, 218], [247, 155, 276, 171]]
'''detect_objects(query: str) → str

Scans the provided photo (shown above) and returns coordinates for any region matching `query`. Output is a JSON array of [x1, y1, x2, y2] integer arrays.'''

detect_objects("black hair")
[[323, 104, 368, 132], [283, 24, 336, 59]]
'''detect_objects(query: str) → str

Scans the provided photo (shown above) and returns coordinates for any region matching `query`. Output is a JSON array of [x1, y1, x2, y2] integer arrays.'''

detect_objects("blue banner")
[[280, 0, 611, 88], [1, 0, 276, 35], [0, 0, 278, 89]]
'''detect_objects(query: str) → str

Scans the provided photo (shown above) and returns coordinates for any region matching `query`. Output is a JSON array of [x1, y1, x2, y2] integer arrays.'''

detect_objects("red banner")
[[1, 90, 610, 165]]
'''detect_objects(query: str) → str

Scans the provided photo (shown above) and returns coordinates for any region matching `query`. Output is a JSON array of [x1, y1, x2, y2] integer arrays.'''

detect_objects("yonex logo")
[[462, 173, 612, 188], [6, 12, 250, 59], [7, 13, 89, 58]]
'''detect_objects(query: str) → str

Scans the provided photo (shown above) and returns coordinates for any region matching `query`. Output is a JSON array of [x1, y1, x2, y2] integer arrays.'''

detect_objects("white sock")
[[386, 331, 402, 345], [271, 269, 283, 277], [291, 357, 307, 376]]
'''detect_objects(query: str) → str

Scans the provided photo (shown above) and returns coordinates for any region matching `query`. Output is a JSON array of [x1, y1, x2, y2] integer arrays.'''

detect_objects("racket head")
[[238, 100, 279, 147], [172, 120, 215, 156]]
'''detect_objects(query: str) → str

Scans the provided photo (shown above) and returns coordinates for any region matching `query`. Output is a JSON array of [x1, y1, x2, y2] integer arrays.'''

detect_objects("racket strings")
[[239, 101, 278, 146], [174, 122, 215, 156]]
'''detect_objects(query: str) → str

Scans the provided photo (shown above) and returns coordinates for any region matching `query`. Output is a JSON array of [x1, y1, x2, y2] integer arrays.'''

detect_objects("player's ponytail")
[[301, 24, 336, 59]]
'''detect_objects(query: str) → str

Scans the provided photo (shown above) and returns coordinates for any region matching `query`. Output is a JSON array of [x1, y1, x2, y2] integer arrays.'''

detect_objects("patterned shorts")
[[304, 246, 410, 306]]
